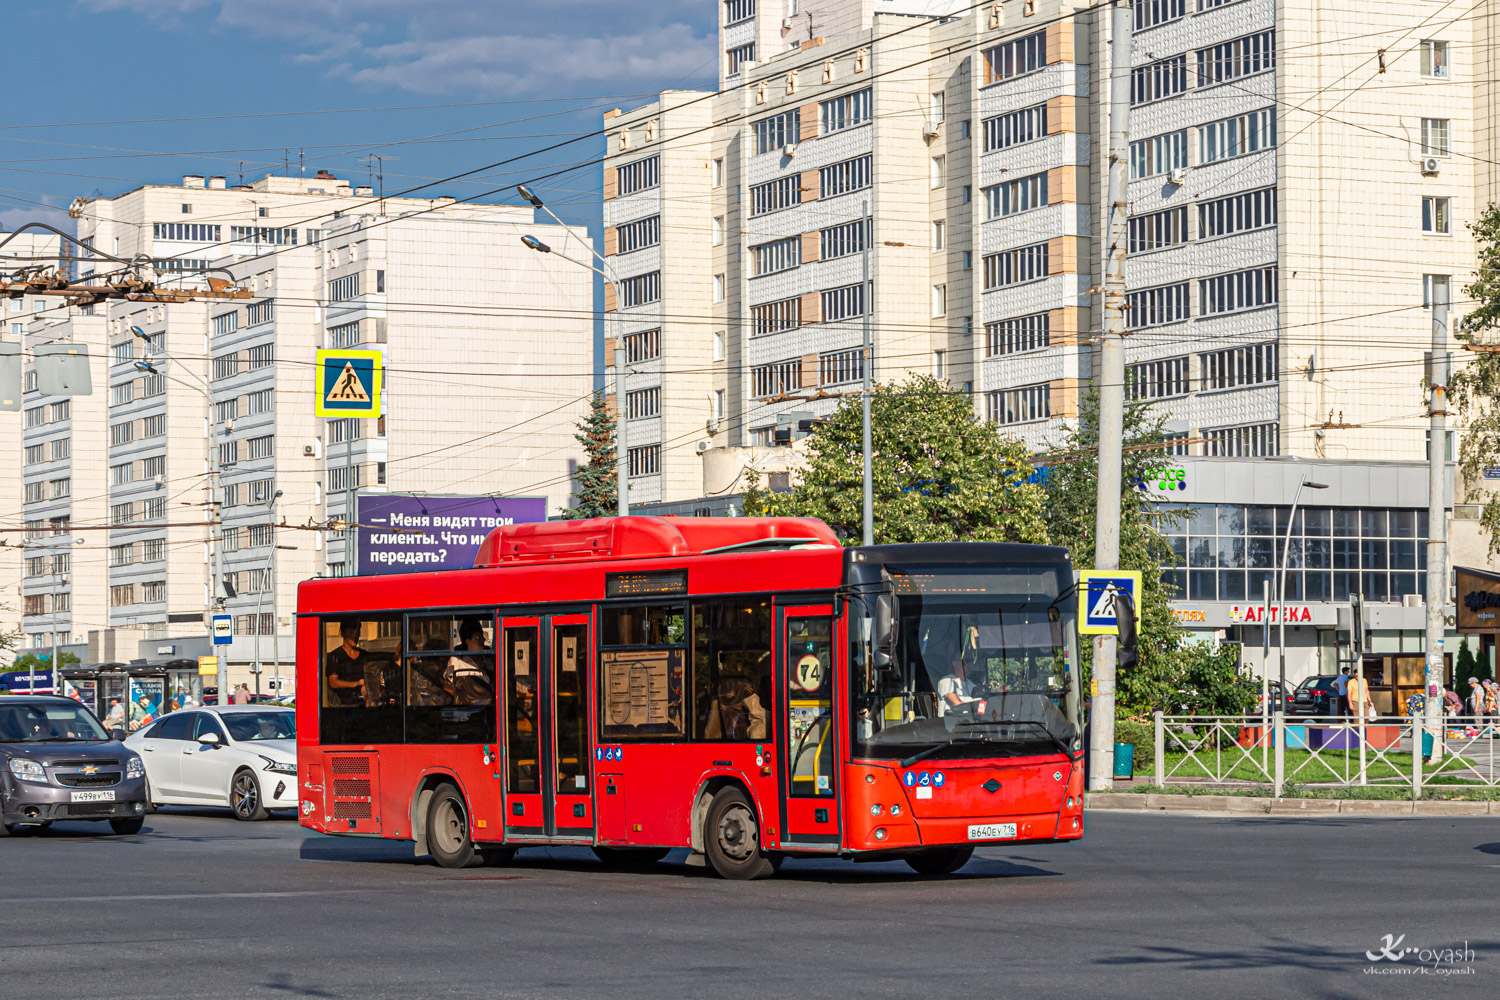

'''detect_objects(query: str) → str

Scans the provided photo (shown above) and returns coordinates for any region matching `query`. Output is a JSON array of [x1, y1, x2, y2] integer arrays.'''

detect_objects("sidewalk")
[[1086, 791, 1498, 816]]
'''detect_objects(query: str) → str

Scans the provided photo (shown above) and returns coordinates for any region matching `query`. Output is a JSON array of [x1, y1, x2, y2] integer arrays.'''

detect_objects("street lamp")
[[519, 205, 630, 517], [1278, 479, 1329, 703], [251, 489, 283, 698]]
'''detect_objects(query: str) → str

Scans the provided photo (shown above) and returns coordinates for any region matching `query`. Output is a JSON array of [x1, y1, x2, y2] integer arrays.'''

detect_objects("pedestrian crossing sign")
[[1078, 570, 1142, 635], [315, 349, 382, 418]]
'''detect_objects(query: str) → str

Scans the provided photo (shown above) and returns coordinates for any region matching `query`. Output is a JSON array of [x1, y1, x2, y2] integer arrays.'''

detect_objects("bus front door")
[[776, 605, 840, 851], [500, 614, 594, 842]]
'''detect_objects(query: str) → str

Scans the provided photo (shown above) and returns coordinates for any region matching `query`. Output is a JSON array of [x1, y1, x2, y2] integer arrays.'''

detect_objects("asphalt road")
[[0, 807, 1493, 999]]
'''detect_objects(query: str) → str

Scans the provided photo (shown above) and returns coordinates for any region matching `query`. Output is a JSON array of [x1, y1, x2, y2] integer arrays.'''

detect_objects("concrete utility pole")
[[1426, 290, 1450, 762], [861, 198, 874, 547], [1089, 0, 1132, 791]]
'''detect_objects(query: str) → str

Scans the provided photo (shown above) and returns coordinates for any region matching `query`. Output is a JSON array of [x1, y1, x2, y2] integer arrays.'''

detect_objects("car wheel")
[[703, 787, 776, 880], [109, 817, 145, 835], [904, 846, 974, 875], [592, 846, 671, 868], [230, 769, 270, 822], [426, 785, 483, 869], [143, 779, 158, 814]]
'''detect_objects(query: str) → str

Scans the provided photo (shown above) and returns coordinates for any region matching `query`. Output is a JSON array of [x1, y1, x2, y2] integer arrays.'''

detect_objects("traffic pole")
[[1425, 290, 1449, 765], [1089, 0, 1131, 791]]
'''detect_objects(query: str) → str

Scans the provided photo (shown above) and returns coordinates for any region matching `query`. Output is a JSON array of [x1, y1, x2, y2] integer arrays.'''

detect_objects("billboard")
[[356, 494, 547, 575]]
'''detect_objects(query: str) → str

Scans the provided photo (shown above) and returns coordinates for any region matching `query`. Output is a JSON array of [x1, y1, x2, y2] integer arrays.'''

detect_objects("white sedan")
[[124, 706, 297, 821]]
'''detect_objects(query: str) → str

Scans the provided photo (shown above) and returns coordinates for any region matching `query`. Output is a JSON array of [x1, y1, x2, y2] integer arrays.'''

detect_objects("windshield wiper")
[[957, 719, 1075, 759], [899, 736, 993, 769]]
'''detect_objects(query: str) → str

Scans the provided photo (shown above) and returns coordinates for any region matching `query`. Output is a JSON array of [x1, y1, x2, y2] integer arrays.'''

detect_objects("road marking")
[[0, 889, 378, 904]]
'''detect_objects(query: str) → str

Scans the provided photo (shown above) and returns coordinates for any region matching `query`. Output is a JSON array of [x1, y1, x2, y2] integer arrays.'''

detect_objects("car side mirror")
[[197, 732, 221, 746], [111, 728, 127, 742]]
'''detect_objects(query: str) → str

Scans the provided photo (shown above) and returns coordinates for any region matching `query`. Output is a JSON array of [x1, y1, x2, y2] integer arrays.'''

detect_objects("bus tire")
[[592, 846, 670, 868], [426, 785, 483, 869], [703, 787, 775, 880], [905, 846, 974, 875]]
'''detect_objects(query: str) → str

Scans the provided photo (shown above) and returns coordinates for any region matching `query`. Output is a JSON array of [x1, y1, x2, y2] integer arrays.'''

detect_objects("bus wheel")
[[592, 846, 670, 868], [426, 786, 483, 869], [704, 787, 775, 880], [905, 846, 974, 875]]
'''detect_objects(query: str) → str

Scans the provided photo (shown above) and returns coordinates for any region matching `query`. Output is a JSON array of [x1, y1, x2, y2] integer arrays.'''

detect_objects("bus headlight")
[[889, 804, 901, 817], [873, 828, 887, 841], [870, 803, 883, 816]]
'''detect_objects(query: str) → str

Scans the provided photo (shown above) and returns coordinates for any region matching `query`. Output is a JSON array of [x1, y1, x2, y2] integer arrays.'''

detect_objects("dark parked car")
[[1252, 680, 1292, 716], [0, 695, 149, 835], [1291, 676, 1342, 716]]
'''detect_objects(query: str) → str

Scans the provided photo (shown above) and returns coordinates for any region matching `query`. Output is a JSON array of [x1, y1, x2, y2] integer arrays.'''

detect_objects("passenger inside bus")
[[704, 675, 768, 740], [324, 618, 368, 706], [408, 638, 453, 707], [442, 618, 494, 705]]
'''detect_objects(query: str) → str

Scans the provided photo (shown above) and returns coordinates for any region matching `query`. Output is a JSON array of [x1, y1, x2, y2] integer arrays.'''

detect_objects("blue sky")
[[0, 1, 721, 234]]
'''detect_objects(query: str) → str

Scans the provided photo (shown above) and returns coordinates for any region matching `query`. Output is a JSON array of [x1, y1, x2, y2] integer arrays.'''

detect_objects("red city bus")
[[295, 516, 1085, 879]]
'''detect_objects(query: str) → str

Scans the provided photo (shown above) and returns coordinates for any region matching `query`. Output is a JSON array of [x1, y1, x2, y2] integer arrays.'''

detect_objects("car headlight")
[[125, 756, 144, 779], [260, 756, 297, 775], [8, 758, 46, 783]]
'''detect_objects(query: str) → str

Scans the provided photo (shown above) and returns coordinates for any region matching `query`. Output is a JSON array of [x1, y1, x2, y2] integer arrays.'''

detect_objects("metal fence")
[[1152, 711, 1500, 797]]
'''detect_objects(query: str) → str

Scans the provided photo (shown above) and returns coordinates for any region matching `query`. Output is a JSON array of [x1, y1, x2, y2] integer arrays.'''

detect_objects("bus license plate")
[[967, 823, 1016, 841], [71, 790, 115, 802]]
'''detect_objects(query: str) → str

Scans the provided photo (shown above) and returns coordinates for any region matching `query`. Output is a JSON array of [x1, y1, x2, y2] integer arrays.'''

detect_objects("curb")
[[1085, 792, 1495, 816]]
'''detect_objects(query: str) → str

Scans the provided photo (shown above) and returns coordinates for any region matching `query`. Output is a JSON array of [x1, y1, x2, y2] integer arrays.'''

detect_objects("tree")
[[564, 391, 617, 519], [739, 465, 771, 517], [9, 651, 79, 672], [1448, 204, 1500, 554], [767, 375, 1048, 544], [1040, 385, 1256, 716]]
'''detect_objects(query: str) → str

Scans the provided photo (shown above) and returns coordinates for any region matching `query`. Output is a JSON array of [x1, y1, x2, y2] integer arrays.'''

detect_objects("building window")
[[619, 272, 661, 308], [617, 215, 661, 254], [821, 283, 865, 322], [1199, 266, 1278, 316], [1199, 107, 1276, 165], [24, 444, 45, 465], [246, 300, 274, 326], [820, 218, 869, 260], [627, 445, 661, 477], [985, 312, 1050, 357], [932, 284, 947, 318], [1204, 422, 1279, 457], [1420, 40, 1449, 79], [750, 176, 801, 216], [983, 103, 1048, 152], [1135, 0, 1185, 31], [930, 155, 946, 189], [152, 223, 220, 242], [1132, 54, 1188, 105], [1127, 357, 1191, 400], [753, 359, 802, 397], [819, 348, 863, 386], [1130, 130, 1187, 179], [110, 543, 135, 567], [329, 321, 360, 348], [52, 439, 69, 460], [820, 155, 872, 199], [328, 274, 360, 302], [246, 388, 274, 415], [983, 242, 1050, 289], [753, 109, 801, 154], [48, 401, 69, 423], [1198, 186, 1277, 240], [24, 481, 43, 504], [247, 344, 275, 370], [1201, 342, 1279, 391], [752, 236, 801, 276], [1128, 206, 1188, 255], [142, 414, 164, 437], [752, 297, 801, 335], [112, 341, 134, 363], [1197, 30, 1275, 88], [212, 353, 241, 380], [929, 91, 946, 123], [111, 502, 135, 525], [713, 274, 725, 302], [142, 581, 166, 603], [111, 462, 134, 486], [984, 172, 1048, 219], [985, 384, 1050, 425], [712, 216, 725, 245], [1422, 196, 1451, 234], [932, 349, 947, 380], [819, 88, 873, 134], [626, 387, 661, 419], [230, 226, 298, 246], [616, 155, 661, 196], [713, 389, 725, 419], [727, 43, 756, 76], [110, 584, 137, 608], [1423, 273, 1450, 307], [143, 538, 166, 561], [932, 220, 946, 251], [25, 406, 44, 428], [1126, 283, 1191, 328], [623, 329, 661, 363], [212, 311, 240, 338], [962, 250, 973, 270], [712, 158, 725, 187], [713, 331, 725, 361], [982, 31, 1045, 85]]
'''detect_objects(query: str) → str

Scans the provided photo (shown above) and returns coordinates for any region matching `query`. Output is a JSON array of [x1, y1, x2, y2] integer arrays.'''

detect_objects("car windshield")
[[221, 711, 295, 742], [851, 562, 1080, 762], [0, 702, 110, 742]]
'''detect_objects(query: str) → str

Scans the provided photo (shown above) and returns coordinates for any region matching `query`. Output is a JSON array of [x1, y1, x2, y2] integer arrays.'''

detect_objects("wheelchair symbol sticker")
[[918, 772, 931, 787]]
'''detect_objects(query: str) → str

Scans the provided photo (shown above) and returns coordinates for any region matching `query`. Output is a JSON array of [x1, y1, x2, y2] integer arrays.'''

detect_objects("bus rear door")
[[777, 604, 840, 851], [499, 613, 594, 842]]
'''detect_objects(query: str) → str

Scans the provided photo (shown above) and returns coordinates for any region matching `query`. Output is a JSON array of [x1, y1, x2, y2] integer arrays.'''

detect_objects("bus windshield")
[[851, 563, 1080, 762]]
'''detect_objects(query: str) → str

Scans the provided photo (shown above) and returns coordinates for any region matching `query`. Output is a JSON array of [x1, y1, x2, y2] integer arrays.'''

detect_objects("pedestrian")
[[1332, 667, 1351, 717], [1468, 677, 1486, 722], [232, 683, 251, 706], [1348, 671, 1375, 722], [1442, 686, 1464, 718], [1485, 680, 1499, 724], [104, 698, 125, 729]]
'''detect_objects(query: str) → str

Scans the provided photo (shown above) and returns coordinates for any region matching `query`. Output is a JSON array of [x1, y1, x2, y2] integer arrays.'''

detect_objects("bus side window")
[[319, 615, 403, 745], [787, 616, 834, 797], [692, 597, 772, 741]]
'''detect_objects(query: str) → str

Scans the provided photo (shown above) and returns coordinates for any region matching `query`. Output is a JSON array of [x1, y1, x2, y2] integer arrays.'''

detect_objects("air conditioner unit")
[[782, 143, 799, 158], [1403, 593, 1424, 608], [695, 439, 713, 454], [923, 121, 942, 140], [1421, 157, 1442, 175], [782, 16, 794, 28], [302, 444, 316, 457], [1168, 167, 1188, 186], [153, 474, 164, 487]]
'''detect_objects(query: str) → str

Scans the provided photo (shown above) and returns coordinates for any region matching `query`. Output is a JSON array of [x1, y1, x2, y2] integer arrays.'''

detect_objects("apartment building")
[[7, 174, 592, 688]]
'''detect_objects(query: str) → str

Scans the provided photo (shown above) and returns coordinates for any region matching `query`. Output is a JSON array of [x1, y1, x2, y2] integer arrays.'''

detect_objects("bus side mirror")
[[872, 593, 898, 672], [1116, 592, 1139, 672]]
